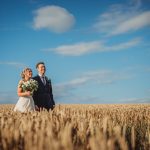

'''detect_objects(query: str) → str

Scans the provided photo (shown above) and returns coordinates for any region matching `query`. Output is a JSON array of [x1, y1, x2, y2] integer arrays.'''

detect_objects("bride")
[[14, 68, 38, 112]]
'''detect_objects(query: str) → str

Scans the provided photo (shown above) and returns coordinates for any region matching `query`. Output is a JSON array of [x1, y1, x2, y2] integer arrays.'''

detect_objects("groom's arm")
[[49, 79, 55, 106]]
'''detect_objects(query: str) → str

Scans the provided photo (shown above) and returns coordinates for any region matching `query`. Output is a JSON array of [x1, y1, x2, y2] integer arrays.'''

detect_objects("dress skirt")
[[14, 96, 35, 112]]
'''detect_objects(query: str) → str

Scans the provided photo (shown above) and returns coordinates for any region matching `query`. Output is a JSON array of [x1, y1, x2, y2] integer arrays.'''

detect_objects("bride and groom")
[[14, 62, 55, 112]]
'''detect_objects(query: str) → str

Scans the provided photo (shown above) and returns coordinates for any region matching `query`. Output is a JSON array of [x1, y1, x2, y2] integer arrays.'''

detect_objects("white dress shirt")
[[39, 74, 46, 85]]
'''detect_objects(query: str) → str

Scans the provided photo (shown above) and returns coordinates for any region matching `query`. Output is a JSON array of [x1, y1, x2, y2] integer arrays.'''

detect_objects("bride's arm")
[[17, 87, 31, 97]]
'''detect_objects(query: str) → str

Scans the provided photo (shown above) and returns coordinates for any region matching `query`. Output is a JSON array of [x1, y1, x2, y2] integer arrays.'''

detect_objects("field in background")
[[0, 104, 150, 150]]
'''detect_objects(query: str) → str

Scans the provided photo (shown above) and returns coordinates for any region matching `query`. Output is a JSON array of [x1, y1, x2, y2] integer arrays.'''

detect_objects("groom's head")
[[36, 62, 46, 75]]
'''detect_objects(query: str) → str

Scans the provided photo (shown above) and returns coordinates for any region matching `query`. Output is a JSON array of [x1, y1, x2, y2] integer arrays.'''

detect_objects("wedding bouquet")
[[20, 79, 38, 95]]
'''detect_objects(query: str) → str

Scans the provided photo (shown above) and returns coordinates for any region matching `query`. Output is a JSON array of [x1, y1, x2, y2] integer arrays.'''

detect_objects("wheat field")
[[0, 104, 149, 150]]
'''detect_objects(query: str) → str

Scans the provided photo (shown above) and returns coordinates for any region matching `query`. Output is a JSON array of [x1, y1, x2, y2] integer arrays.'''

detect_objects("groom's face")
[[26, 69, 32, 78], [37, 64, 46, 75]]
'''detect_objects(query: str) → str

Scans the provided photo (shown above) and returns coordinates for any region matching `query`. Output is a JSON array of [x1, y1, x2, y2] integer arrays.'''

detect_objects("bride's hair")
[[21, 68, 32, 79]]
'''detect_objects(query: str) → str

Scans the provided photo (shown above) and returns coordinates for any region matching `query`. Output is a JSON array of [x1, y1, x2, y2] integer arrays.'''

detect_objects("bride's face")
[[25, 70, 32, 78]]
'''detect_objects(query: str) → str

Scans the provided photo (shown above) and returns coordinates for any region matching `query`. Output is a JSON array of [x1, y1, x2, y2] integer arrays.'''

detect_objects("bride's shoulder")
[[18, 80, 24, 88], [19, 80, 24, 83]]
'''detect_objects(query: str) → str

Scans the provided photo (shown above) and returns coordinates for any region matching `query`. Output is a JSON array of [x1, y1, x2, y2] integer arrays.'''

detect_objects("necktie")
[[42, 77, 46, 85]]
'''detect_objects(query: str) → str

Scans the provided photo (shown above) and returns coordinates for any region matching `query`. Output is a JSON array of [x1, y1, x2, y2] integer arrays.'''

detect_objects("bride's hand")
[[25, 91, 31, 96]]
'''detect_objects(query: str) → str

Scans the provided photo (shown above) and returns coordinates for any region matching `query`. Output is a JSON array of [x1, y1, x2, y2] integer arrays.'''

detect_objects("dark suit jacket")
[[32, 75, 55, 110]]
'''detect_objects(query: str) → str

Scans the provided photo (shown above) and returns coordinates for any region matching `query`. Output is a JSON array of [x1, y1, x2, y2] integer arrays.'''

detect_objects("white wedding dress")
[[14, 80, 36, 113], [14, 96, 35, 112]]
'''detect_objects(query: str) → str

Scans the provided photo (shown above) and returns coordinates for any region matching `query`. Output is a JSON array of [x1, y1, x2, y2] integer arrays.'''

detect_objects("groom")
[[33, 62, 55, 111]]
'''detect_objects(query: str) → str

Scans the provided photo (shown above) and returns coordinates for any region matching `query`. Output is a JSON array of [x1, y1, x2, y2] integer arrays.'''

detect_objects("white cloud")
[[51, 41, 103, 56], [45, 38, 141, 56], [59, 96, 150, 104], [53, 69, 133, 100], [111, 11, 150, 35], [104, 38, 141, 51], [56, 70, 111, 89], [32, 5, 75, 33], [93, 1, 150, 36], [120, 97, 150, 103], [0, 62, 26, 68]]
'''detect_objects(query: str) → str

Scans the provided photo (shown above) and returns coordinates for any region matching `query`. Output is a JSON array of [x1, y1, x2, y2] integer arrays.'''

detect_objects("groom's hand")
[[35, 105, 39, 111]]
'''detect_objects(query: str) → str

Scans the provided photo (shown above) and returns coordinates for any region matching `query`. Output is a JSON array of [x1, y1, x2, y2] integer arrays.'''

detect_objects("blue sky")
[[0, 0, 150, 104]]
